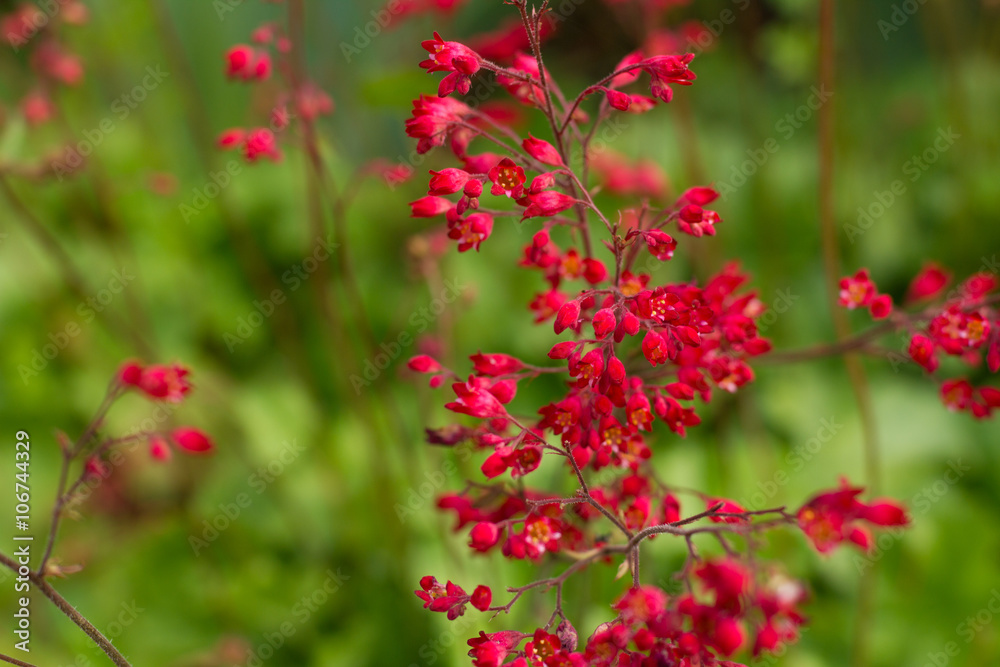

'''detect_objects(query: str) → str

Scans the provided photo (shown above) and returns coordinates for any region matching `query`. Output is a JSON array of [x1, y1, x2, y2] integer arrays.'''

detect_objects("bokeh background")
[[1, 0, 1000, 665]]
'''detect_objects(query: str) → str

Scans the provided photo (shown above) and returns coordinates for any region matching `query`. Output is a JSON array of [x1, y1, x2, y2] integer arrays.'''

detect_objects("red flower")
[[409, 196, 453, 218], [469, 522, 501, 551], [641, 330, 670, 366], [554, 300, 581, 334], [243, 128, 281, 162], [522, 134, 563, 166], [447, 211, 494, 252], [677, 204, 720, 237], [118, 360, 144, 387], [644, 230, 677, 260], [615, 586, 668, 624], [225, 45, 270, 81], [217, 128, 246, 149], [838, 269, 876, 309], [471, 585, 492, 611], [592, 308, 616, 339], [467, 631, 523, 667], [446, 377, 508, 418], [869, 294, 893, 319], [421, 32, 481, 96], [21, 91, 53, 126], [797, 479, 908, 553], [906, 263, 951, 303], [406, 95, 472, 154], [408, 355, 442, 373], [137, 364, 191, 403], [488, 158, 526, 198], [708, 498, 748, 524], [908, 335, 939, 373], [639, 53, 696, 103], [149, 435, 172, 462], [941, 378, 974, 412], [471, 353, 524, 376], [428, 168, 472, 195], [170, 427, 214, 454]]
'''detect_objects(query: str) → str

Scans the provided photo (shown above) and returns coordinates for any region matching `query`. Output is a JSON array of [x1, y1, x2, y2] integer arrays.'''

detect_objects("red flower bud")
[[554, 300, 581, 334], [592, 308, 616, 339], [408, 355, 442, 373], [469, 522, 501, 551], [171, 427, 214, 454], [522, 134, 563, 166]]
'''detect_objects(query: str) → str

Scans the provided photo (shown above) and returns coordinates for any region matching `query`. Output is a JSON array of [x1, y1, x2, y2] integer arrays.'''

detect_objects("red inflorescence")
[[394, 4, 962, 666]]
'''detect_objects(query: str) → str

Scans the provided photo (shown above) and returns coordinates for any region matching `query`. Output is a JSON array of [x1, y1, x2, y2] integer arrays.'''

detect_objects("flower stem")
[[0, 552, 131, 666]]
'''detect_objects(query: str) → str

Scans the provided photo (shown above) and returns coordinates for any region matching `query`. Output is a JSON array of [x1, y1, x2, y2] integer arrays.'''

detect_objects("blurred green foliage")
[[1, 0, 999, 665]]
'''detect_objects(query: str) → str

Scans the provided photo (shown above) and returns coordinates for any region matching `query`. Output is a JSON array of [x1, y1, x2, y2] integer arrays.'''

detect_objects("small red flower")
[[470, 353, 524, 376], [428, 168, 472, 195], [908, 335, 939, 373], [137, 364, 191, 403], [408, 355, 442, 373], [243, 128, 281, 162], [447, 212, 494, 252], [469, 522, 502, 551], [838, 269, 877, 310], [488, 158, 526, 198], [225, 45, 270, 81], [521, 191, 577, 220], [639, 53, 697, 103], [906, 262, 951, 303], [522, 134, 563, 166], [217, 128, 246, 149], [420, 32, 481, 97], [170, 427, 214, 454], [471, 585, 492, 611], [553, 300, 581, 334], [118, 360, 144, 387], [149, 435, 171, 462], [410, 196, 453, 218], [677, 204, 720, 237]]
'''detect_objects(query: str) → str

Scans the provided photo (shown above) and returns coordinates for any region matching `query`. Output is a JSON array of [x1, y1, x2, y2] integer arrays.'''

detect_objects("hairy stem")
[[0, 552, 131, 666]]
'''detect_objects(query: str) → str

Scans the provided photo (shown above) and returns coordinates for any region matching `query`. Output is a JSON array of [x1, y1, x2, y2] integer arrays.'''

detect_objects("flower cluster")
[[837, 263, 1000, 418], [404, 3, 911, 666], [114, 360, 216, 461], [217, 14, 333, 163], [1, 0, 87, 168]]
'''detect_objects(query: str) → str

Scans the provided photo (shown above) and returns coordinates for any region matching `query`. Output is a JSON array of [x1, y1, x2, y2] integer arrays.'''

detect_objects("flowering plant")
[[401, 1, 997, 665]]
